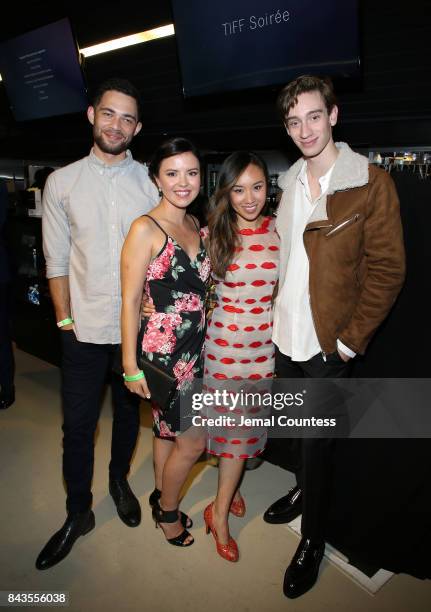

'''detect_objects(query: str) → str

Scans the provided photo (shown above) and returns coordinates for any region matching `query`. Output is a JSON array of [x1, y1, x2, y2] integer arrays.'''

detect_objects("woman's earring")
[[158, 188, 163, 197]]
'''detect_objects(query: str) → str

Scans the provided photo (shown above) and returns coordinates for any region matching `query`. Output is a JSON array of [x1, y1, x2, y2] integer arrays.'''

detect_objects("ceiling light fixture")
[[80, 24, 175, 58], [0, 24, 175, 81]]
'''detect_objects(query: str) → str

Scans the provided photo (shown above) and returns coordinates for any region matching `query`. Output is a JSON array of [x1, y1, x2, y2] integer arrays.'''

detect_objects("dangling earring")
[[158, 188, 163, 197]]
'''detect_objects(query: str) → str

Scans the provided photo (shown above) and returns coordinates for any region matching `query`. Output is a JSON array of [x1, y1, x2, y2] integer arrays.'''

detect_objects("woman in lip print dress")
[[121, 137, 211, 548], [202, 151, 279, 562]]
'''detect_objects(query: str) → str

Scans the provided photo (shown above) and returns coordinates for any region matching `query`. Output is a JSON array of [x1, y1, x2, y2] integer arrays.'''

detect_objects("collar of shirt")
[[88, 148, 134, 174], [297, 160, 335, 203]]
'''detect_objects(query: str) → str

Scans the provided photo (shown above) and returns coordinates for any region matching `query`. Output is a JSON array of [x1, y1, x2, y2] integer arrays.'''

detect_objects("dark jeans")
[[0, 283, 14, 394], [274, 346, 352, 540], [61, 330, 140, 513]]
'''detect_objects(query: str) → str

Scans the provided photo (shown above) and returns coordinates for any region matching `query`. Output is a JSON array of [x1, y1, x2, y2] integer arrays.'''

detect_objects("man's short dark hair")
[[277, 75, 337, 122], [91, 78, 142, 120]]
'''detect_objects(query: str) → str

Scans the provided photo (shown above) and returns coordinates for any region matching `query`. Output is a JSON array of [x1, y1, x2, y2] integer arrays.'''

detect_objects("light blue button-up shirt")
[[42, 149, 158, 344]]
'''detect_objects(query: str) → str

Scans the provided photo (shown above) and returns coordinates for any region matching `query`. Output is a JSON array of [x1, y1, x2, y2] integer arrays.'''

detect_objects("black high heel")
[[148, 487, 161, 507], [152, 501, 194, 547], [149, 488, 193, 528]]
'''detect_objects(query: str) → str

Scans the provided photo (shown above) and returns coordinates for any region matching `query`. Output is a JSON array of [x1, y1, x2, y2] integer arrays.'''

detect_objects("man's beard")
[[94, 130, 130, 155]]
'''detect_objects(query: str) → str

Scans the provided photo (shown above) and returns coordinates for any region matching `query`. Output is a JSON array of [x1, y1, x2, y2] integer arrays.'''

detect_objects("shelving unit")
[[361, 147, 431, 179]]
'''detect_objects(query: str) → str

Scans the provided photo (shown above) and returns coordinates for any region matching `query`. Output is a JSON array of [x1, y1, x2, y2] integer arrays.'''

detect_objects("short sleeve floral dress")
[[138, 215, 211, 438]]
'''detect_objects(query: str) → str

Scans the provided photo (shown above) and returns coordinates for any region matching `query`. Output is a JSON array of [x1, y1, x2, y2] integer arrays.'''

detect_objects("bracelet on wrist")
[[57, 317, 74, 328], [123, 371, 145, 382]]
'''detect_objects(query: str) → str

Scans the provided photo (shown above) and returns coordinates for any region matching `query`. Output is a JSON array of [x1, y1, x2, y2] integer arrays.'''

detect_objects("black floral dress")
[[139, 215, 211, 437]]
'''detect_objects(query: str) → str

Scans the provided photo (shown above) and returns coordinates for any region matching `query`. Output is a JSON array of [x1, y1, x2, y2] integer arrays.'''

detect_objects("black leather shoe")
[[283, 537, 325, 599], [35, 510, 95, 570], [0, 386, 15, 410], [263, 486, 302, 524], [109, 478, 141, 527]]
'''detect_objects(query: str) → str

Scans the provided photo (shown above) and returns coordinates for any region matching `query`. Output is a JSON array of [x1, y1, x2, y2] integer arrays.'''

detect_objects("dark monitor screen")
[[171, 0, 360, 98], [0, 18, 88, 122]]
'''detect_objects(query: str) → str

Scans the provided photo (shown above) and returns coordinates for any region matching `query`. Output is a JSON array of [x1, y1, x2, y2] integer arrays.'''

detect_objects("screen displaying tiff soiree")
[[171, 0, 360, 97]]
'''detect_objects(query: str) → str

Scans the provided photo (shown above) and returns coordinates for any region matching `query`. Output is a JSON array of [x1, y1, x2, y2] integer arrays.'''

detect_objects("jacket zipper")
[[325, 214, 360, 237]]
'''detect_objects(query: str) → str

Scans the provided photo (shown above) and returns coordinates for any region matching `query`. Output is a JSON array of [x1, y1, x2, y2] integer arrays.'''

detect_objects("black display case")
[[7, 213, 61, 366]]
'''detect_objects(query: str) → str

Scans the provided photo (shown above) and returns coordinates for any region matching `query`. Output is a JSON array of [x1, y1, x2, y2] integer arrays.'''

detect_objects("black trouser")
[[61, 330, 140, 513], [0, 283, 14, 394], [274, 346, 352, 540]]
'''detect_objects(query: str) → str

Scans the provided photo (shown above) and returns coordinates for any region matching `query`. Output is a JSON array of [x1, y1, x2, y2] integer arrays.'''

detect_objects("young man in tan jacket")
[[265, 75, 405, 598]]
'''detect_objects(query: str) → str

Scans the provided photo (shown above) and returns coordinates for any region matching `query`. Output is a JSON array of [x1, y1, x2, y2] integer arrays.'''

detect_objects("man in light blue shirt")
[[37, 78, 158, 570]]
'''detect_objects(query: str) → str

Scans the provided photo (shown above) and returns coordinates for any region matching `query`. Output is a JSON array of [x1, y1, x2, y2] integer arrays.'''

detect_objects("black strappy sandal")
[[149, 488, 161, 507], [149, 488, 193, 528], [152, 501, 194, 547]]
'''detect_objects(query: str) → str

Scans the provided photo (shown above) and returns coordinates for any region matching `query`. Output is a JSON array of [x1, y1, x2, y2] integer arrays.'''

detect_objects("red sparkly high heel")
[[229, 493, 246, 518], [204, 502, 239, 562]]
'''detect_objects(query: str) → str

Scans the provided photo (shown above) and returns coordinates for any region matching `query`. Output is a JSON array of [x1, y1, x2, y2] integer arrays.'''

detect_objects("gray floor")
[[1, 349, 430, 612]]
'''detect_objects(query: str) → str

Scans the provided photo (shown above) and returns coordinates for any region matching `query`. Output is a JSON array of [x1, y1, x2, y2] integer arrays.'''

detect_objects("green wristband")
[[57, 317, 74, 328], [123, 371, 145, 382]]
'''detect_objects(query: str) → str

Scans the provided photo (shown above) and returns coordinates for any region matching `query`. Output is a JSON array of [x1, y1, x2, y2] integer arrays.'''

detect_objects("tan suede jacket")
[[276, 142, 406, 356]]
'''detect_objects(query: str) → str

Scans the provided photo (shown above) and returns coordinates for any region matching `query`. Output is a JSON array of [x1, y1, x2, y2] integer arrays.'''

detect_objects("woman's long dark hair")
[[208, 151, 269, 279]]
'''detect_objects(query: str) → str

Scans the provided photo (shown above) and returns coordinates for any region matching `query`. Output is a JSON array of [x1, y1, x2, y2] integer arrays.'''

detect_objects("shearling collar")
[[278, 142, 369, 194]]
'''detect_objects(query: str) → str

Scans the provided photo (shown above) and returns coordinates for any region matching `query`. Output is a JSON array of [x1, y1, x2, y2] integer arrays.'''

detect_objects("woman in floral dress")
[[203, 151, 279, 561], [121, 137, 211, 547]]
